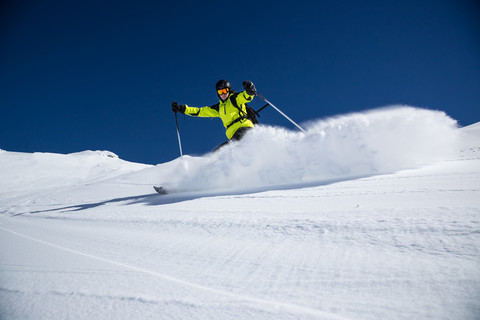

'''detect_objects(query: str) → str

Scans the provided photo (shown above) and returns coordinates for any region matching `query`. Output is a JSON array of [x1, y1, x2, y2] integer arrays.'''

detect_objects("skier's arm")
[[234, 91, 255, 107], [235, 81, 256, 106], [184, 105, 220, 117]]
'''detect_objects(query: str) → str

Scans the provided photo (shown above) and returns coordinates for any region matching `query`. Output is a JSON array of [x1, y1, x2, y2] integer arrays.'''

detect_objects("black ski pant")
[[214, 127, 252, 152]]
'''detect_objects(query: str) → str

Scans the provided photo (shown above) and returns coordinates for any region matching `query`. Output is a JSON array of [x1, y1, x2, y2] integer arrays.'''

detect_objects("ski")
[[153, 186, 167, 194]]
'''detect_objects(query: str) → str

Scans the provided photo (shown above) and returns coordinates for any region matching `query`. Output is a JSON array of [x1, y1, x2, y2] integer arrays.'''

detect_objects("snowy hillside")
[[1, 106, 479, 320]]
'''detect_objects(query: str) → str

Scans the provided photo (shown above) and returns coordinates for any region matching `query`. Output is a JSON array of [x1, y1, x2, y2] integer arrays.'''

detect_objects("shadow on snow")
[[13, 174, 374, 216]]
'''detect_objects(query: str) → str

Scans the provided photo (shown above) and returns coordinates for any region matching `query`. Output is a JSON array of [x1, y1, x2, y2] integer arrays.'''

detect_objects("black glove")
[[243, 81, 256, 96], [171, 101, 186, 114]]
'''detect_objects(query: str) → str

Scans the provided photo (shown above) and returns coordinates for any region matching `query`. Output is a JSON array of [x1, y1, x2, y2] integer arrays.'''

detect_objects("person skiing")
[[171, 80, 257, 147]]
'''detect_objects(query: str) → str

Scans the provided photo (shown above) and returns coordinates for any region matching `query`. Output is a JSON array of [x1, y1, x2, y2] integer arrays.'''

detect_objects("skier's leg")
[[214, 140, 230, 152], [231, 127, 252, 141]]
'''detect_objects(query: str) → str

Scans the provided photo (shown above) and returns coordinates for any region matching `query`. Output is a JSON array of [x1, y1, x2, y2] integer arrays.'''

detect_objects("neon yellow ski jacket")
[[183, 91, 255, 139]]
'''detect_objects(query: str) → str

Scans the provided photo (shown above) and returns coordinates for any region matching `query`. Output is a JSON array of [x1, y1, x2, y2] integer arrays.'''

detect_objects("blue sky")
[[1, 0, 479, 165]]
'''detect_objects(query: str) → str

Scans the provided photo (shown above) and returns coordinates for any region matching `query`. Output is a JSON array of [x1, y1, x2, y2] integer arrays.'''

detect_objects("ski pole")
[[255, 91, 307, 134], [174, 112, 183, 158]]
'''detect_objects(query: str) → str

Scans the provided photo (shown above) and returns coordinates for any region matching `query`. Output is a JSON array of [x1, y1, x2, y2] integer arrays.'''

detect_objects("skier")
[[171, 80, 257, 149]]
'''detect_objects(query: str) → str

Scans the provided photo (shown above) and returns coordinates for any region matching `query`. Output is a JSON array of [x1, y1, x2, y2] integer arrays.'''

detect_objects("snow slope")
[[0, 106, 479, 320]]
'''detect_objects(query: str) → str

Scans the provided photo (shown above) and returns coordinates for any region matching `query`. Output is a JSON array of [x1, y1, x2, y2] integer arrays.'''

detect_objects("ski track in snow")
[[1, 107, 479, 320], [0, 224, 350, 320]]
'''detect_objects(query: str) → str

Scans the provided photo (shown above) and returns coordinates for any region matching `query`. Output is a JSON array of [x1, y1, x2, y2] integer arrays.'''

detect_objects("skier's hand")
[[243, 81, 256, 96], [171, 101, 186, 113]]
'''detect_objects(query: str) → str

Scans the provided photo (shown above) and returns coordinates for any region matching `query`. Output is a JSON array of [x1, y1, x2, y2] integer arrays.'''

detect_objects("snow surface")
[[0, 106, 479, 319]]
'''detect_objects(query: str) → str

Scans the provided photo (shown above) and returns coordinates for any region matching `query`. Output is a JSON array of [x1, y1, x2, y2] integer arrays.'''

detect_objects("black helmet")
[[215, 79, 231, 91]]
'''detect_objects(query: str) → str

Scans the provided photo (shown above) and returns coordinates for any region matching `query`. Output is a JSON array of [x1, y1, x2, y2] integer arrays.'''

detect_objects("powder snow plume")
[[153, 106, 459, 193]]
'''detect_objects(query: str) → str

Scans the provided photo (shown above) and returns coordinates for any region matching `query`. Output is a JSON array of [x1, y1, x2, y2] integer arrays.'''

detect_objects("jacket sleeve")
[[184, 105, 220, 117], [234, 91, 255, 107]]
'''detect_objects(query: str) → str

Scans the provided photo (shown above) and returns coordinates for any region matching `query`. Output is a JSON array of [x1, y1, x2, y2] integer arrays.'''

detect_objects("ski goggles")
[[217, 88, 229, 95]]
